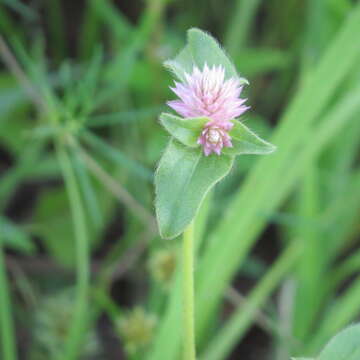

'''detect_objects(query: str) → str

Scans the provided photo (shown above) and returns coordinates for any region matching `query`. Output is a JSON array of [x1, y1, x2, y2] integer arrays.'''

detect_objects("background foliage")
[[0, 0, 359, 359]]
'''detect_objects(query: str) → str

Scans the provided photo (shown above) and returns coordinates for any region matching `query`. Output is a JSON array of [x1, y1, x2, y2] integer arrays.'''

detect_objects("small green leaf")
[[291, 358, 314, 360], [159, 113, 208, 147], [317, 324, 360, 360], [155, 139, 233, 239], [165, 28, 248, 83], [222, 121, 276, 155]]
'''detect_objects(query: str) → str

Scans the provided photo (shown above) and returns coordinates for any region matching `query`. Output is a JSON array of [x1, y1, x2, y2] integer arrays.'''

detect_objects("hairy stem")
[[182, 222, 196, 360]]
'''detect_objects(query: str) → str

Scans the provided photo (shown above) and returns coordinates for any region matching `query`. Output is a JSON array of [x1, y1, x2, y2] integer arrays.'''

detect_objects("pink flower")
[[167, 64, 249, 155], [197, 120, 233, 156], [167, 64, 249, 125]]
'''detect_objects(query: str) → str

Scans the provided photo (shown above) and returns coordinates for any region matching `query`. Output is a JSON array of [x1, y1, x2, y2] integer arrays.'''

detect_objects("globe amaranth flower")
[[167, 63, 249, 156]]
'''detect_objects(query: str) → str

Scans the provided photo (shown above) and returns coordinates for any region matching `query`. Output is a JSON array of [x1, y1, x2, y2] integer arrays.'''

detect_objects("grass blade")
[[201, 241, 301, 360]]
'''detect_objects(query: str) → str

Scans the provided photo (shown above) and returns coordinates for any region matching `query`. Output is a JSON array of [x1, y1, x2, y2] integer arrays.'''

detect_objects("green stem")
[[182, 222, 196, 360], [56, 142, 90, 360], [0, 241, 16, 360]]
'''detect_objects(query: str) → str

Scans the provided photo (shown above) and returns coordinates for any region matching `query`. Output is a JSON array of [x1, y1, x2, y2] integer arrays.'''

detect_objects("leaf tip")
[[187, 27, 204, 37], [266, 142, 277, 154]]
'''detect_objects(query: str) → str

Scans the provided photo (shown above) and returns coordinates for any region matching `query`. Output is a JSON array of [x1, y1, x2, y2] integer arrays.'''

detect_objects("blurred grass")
[[0, 0, 359, 359]]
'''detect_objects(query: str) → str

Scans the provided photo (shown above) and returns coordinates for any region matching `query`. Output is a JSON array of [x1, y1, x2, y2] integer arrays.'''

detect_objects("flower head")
[[167, 64, 249, 155], [197, 120, 233, 156], [167, 64, 249, 126]]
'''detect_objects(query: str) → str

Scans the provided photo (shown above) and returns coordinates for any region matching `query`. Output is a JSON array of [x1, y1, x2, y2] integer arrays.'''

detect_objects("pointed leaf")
[[223, 121, 276, 155], [155, 139, 233, 239], [187, 28, 239, 79], [159, 113, 208, 147], [165, 28, 248, 83]]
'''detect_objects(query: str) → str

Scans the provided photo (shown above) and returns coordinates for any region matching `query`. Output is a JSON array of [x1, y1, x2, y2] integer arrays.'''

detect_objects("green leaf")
[[159, 114, 275, 155], [223, 121, 277, 155], [291, 358, 314, 360], [317, 324, 360, 360], [165, 28, 248, 83], [159, 113, 207, 147], [155, 139, 233, 239], [188, 29, 240, 79]]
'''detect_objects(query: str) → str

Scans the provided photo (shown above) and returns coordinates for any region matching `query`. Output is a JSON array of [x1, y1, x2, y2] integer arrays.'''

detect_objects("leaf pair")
[[155, 28, 276, 239], [160, 113, 275, 156]]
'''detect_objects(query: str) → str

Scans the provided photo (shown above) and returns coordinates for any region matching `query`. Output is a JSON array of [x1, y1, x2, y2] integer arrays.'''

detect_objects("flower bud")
[[197, 120, 233, 156]]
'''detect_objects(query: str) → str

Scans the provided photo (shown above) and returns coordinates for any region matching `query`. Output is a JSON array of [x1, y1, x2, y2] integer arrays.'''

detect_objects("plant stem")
[[182, 222, 196, 360], [56, 142, 90, 360], [0, 241, 16, 360]]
